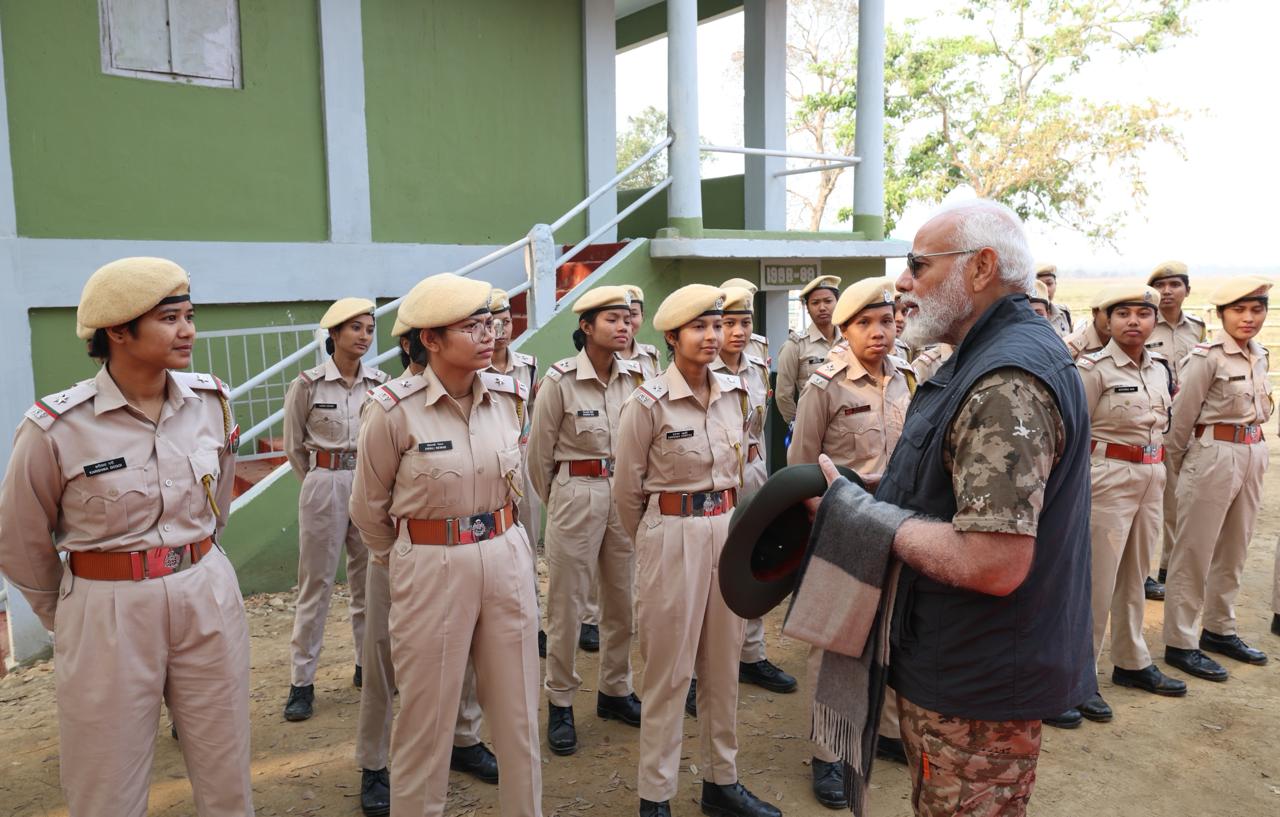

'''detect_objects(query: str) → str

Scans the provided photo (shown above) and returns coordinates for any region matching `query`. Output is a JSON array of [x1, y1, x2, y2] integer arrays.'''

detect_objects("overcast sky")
[[616, 0, 1277, 278]]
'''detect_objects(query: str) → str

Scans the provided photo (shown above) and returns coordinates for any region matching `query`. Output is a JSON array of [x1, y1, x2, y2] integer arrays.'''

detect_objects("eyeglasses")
[[905, 248, 984, 279], [446, 319, 497, 342]]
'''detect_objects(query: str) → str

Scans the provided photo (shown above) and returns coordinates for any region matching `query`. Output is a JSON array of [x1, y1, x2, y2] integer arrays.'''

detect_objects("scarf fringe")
[[812, 700, 865, 809]]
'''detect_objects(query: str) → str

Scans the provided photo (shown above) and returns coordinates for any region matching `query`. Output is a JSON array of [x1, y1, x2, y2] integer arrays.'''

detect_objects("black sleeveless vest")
[[877, 294, 1096, 720]]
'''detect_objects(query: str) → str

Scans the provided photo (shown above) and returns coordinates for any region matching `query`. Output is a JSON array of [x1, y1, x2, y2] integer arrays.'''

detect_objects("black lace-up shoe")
[[450, 742, 498, 784], [738, 659, 798, 693], [360, 767, 390, 817], [700, 780, 783, 817], [283, 684, 315, 721], [598, 692, 642, 726]]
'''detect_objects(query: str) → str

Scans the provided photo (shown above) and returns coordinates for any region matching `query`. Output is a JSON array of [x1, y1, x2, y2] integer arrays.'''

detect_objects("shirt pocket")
[[188, 449, 223, 520], [1102, 386, 1149, 418], [407, 451, 465, 511], [657, 431, 704, 482], [309, 403, 345, 440], [570, 409, 610, 449], [67, 466, 153, 539]]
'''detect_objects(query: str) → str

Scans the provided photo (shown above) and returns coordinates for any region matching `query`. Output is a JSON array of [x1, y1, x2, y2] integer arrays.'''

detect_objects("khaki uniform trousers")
[[635, 502, 745, 802], [290, 468, 368, 686], [1089, 459, 1165, 670], [1164, 438, 1269, 648], [544, 472, 635, 706], [389, 525, 542, 817], [54, 548, 253, 817], [1159, 461, 1180, 572], [1273, 533, 1280, 615], [355, 558, 483, 771]]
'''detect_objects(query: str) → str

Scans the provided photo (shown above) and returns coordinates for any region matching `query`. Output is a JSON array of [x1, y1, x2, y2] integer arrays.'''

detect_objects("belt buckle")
[[143, 545, 187, 579], [1244, 425, 1262, 444], [601, 458, 614, 478], [341, 452, 358, 469], [459, 512, 497, 543], [1141, 444, 1160, 464], [697, 491, 724, 517]]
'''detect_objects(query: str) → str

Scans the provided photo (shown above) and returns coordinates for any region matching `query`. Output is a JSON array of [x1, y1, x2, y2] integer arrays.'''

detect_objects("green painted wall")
[[619, 174, 746, 239], [617, 0, 744, 50], [363, 0, 587, 245], [0, 1, 329, 240], [223, 475, 303, 596]]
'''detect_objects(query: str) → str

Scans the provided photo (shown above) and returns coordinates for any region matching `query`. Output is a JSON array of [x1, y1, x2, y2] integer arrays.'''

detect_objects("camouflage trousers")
[[898, 694, 1041, 817]]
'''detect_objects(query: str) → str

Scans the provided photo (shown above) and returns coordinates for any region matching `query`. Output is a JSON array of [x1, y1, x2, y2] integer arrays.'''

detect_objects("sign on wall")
[[760, 259, 822, 291]]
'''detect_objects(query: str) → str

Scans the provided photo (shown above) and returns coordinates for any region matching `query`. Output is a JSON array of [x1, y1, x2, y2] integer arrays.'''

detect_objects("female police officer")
[[527, 285, 644, 756], [0, 257, 251, 816], [282, 297, 386, 721], [350, 273, 541, 817], [614, 284, 780, 817]]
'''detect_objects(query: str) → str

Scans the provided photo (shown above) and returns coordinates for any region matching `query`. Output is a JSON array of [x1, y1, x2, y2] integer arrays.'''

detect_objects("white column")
[[851, 0, 885, 240], [666, 0, 703, 233], [744, 0, 789, 356], [582, 0, 618, 241], [318, 0, 374, 244]]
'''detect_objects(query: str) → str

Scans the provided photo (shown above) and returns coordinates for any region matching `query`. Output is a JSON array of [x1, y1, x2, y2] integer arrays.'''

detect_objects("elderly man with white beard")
[[803, 199, 1095, 816]]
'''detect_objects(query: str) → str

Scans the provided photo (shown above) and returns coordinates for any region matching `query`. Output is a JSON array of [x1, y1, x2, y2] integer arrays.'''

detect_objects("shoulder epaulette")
[[632, 377, 668, 409], [369, 374, 429, 412], [744, 351, 767, 369], [1147, 349, 1169, 363], [888, 353, 909, 369], [1077, 351, 1103, 370], [547, 357, 577, 380], [714, 371, 743, 392], [1186, 313, 1206, 325], [480, 371, 529, 402], [788, 329, 802, 343], [298, 363, 326, 383], [513, 350, 536, 368], [807, 359, 846, 389], [617, 357, 644, 376], [637, 342, 659, 359], [750, 332, 769, 349], [25, 379, 98, 430], [1191, 342, 1214, 357], [369, 368, 389, 384], [172, 371, 230, 398]]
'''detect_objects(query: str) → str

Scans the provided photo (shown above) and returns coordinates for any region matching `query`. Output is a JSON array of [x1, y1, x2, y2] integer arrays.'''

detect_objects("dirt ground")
[[4, 443, 1280, 816]]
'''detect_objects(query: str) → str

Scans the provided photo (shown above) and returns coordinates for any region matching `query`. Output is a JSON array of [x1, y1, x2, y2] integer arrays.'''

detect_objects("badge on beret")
[[714, 296, 725, 310]]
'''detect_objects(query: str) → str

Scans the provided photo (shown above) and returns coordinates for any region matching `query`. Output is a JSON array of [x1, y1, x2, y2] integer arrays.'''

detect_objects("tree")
[[808, 0, 1194, 241], [616, 106, 672, 190]]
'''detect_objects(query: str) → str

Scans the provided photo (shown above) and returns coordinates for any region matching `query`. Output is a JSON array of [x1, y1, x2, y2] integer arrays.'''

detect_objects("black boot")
[[548, 703, 578, 755], [1144, 576, 1165, 601], [353, 664, 363, 689], [811, 758, 848, 809], [875, 736, 907, 765], [738, 659, 798, 693], [597, 691, 642, 726], [639, 799, 672, 817], [1112, 664, 1187, 696], [1158, 567, 1167, 583], [360, 767, 390, 817], [685, 678, 698, 718], [451, 742, 499, 784], [538, 629, 547, 658], [1078, 692, 1113, 723], [1165, 647, 1228, 681], [701, 781, 783, 817], [170, 722, 179, 740], [1200, 630, 1268, 665], [1272, 614, 1280, 637], [579, 622, 600, 652], [1043, 707, 1083, 729], [283, 684, 315, 722]]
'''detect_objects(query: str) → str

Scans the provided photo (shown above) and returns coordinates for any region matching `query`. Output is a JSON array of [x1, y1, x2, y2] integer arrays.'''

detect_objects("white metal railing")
[[702, 144, 860, 178]]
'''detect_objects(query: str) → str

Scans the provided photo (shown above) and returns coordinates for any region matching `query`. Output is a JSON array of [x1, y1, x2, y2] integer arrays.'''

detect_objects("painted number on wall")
[[760, 260, 822, 291]]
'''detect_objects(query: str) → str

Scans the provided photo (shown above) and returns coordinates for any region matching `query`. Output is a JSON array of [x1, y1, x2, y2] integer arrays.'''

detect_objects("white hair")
[[934, 199, 1036, 293]]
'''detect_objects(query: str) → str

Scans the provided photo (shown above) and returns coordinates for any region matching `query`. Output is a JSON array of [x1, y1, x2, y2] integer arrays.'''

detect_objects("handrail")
[[549, 136, 673, 232], [556, 177, 671, 268], [701, 144, 861, 164]]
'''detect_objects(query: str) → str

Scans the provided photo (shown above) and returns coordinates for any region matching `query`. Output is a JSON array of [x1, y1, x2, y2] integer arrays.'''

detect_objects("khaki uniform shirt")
[[525, 351, 644, 503], [612, 366, 748, 538], [1050, 303, 1073, 337], [1166, 333, 1273, 465], [946, 369, 1065, 536], [1077, 340, 1171, 447], [711, 351, 770, 459], [775, 324, 839, 423], [283, 358, 387, 479], [893, 338, 912, 361], [620, 341, 661, 381], [350, 366, 528, 555], [788, 349, 912, 477], [1065, 323, 1107, 360], [1145, 311, 1206, 372], [910, 343, 954, 384], [488, 349, 536, 442], [0, 368, 237, 628], [748, 333, 770, 367]]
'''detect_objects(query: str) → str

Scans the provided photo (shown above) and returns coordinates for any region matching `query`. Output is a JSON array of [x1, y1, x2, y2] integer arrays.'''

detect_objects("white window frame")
[[98, 0, 242, 89]]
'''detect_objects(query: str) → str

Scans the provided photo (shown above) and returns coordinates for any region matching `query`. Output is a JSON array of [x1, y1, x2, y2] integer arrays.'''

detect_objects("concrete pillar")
[[666, 0, 703, 235], [318, 0, 373, 243], [583, 0, 619, 241], [851, 0, 886, 240]]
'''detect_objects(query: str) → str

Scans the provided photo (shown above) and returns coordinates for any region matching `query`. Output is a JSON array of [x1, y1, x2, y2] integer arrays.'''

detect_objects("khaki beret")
[[722, 286, 754, 313], [398, 273, 492, 330], [489, 288, 511, 312], [653, 284, 725, 331], [1097, 285, 1160, 312], [1147, 260, 1189, 285], [720, 277, 758, 296], [800, 275, 841, 299], [833, 277, 895, 326], [391, 317, 410, 338], [1029, 280, 1051, 305], [76, 257, 190, 340], [319, 297, 375, 330], [621, 284, 645, 304], [573, 285, 632, 314], [1035, 263, 1057, 279], [1209, 276, 1273, 307], [1089, 283, 1127, 310]]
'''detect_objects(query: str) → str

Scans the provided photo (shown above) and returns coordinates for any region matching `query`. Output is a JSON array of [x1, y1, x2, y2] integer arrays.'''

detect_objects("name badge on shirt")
[[844, 405, 871, 415], [418, 441, 453, 452], [1228, 375, 1247, 382], [576, 410, 600, 417], [83, 457, 126, 477], [666, 430, 695, 440], [313, 402, 338, 409], [806, 357, 823, 364], [1113, 386, 1139, 393], [1145, 341, 1164, 348]]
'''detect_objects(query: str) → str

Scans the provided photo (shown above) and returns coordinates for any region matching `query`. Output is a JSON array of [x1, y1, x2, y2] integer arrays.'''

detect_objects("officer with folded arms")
[[0, 257, 252, 816]]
